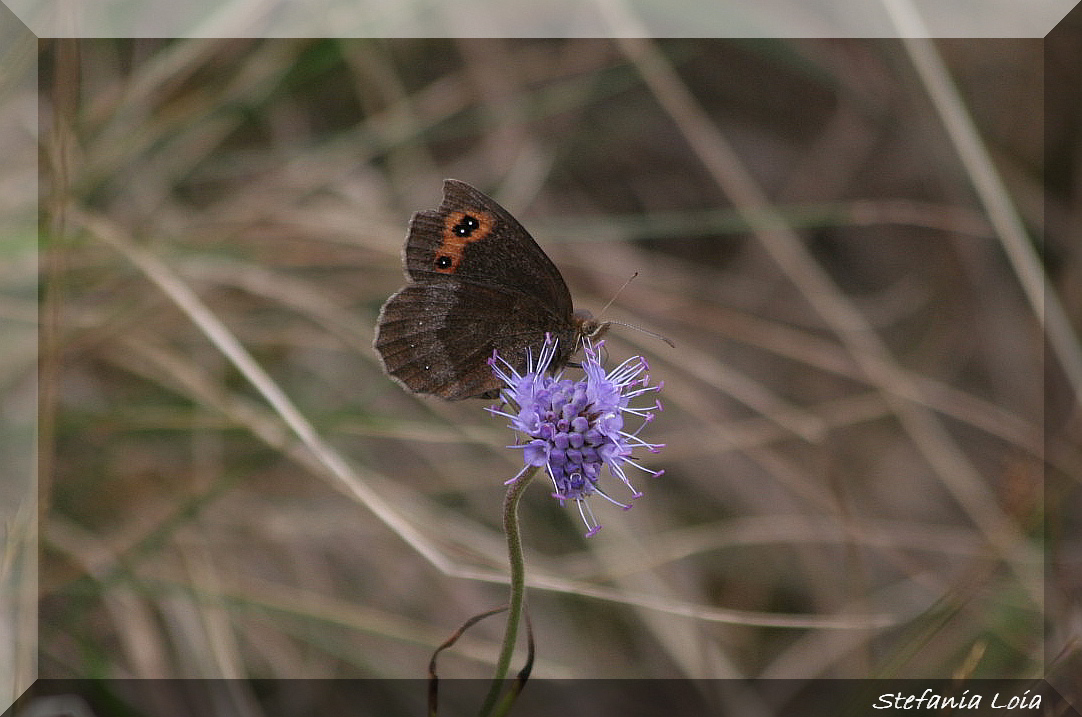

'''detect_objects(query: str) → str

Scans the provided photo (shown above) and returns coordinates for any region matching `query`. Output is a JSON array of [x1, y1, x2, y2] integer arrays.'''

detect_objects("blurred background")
[[7, 27, 1079, 712]]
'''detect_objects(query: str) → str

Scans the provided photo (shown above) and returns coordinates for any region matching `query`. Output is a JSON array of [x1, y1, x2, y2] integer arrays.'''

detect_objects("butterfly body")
[[374, 180, 605, 400]]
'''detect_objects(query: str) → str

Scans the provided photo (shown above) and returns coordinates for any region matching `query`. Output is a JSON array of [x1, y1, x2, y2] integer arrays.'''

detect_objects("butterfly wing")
[[375, 281, 577, 400], [404, 180, 574, 317], [374, 180, 580, 400]]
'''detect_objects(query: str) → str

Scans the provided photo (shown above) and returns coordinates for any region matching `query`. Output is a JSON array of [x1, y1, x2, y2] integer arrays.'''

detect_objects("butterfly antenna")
[[596, 272, 675, 348], [606, 320, 675, 348], [597, 272, 638, 318]]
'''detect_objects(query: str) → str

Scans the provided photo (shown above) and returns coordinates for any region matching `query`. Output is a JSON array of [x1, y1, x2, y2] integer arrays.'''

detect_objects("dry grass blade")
[[77, 209, 455, 574], [886, 0, 1082, 401], [600, 20, 1039, 606], [37, 35, 1059, 688]]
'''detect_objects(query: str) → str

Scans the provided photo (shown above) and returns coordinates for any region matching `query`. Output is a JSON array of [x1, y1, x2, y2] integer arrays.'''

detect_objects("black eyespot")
[[436, 255, 453, 269], [452, 215, 480, 237]]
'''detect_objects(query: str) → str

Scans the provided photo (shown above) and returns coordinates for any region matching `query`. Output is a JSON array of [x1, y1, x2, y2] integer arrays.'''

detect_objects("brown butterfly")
[[374, 180, 607, 399]]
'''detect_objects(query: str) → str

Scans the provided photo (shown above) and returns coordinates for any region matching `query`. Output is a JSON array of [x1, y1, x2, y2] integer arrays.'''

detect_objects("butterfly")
[[374, 180, 607, 399]]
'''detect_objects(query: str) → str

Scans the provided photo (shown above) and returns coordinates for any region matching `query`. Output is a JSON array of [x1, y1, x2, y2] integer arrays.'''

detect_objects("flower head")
[[488, 335, 664, 536]]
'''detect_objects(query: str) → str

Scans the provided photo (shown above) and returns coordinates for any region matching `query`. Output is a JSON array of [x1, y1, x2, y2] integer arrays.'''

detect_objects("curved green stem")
[[478, 465, 539, 717]]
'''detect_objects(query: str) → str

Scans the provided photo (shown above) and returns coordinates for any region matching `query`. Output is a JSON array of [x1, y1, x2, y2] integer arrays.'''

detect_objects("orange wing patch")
[[434, 210, 494, 273]]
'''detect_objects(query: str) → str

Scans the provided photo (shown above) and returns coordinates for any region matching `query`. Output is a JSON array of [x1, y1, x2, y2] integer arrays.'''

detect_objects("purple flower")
[[488, 335, 664, 536]]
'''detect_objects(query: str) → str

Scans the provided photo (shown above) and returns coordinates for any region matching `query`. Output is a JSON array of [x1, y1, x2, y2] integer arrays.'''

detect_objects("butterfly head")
[[573, 309, 610, 346]]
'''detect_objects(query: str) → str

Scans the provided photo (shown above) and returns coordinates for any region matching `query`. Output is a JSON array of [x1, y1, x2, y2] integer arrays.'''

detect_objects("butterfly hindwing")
[[375, 281, 577, 399]]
